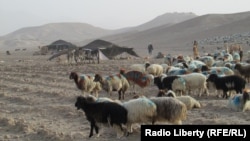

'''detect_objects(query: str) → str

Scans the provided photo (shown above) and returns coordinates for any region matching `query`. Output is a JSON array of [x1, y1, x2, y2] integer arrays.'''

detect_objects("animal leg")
[[223, 91, 228, 99], [126, 123, 133, 133], [118, 90, 122, 100], [113, 124, 124, 138], [94, 124, 99, 136], [89, 120, 95, 138]]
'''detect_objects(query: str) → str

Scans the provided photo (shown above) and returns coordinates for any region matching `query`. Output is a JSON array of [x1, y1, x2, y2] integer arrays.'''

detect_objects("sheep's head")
[[93, 74, 103, 82], [75, 96, 86, 110], [201, 65, 210, 72], [119, 68, 126, 75], [69, 72, 78, 80], [153, 76, 160, 84], [206, 74, 218, 82], [145, 62, 150, 69], [234, 63, 242, 70]]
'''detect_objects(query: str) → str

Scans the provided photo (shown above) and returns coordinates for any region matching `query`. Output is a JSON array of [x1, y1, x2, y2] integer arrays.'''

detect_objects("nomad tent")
[[80, 39, 140, 60], [46, 40, 77, 51]]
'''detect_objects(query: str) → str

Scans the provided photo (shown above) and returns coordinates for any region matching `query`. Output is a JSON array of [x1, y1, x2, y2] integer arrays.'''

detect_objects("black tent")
[[46, 39, 77, 51], [80, 39, 140, 59]]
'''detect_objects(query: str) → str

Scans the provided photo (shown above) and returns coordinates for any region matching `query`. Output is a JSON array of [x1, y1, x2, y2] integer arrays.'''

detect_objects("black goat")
[[75, 96, 127, 138], [206, 74, 246, 99]]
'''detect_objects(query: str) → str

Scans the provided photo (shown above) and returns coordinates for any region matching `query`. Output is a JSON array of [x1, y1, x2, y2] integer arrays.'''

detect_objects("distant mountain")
[[102, 11, 250, 56], [0, 23, 115, 49], [0, 12, 197, 50], [1, 11, 250, 55], [133, 12, 197, 31]]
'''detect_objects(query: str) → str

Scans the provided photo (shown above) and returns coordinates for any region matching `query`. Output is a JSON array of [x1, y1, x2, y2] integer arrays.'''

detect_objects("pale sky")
[[0, 0, 249, 36]]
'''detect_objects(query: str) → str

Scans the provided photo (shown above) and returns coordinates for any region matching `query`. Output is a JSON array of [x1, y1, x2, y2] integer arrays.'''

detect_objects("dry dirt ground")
[[0, 50, 250, 141]]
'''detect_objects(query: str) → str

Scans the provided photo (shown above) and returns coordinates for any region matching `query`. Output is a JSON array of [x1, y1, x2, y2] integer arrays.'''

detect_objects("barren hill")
[[1, 11, 250, 56], [0, 23, 115, 49], [0, 13, 197, 50], [103, 11, 250, 56]]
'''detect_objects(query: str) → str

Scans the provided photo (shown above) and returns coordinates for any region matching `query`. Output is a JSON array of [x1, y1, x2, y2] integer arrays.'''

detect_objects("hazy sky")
[[0, 0, 249, 36]]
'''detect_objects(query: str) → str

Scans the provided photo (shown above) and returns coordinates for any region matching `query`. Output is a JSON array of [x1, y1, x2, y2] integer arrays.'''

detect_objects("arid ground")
[[0, 50, 250, 141]]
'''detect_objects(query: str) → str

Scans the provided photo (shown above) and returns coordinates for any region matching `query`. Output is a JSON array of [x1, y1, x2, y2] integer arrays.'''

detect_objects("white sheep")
[[210, 66, 234, 76], [122, 96, 157, 133], [171, 77, 186, 96], [198, 56, 215, 68], [146, 63, 164, 77], [187, 60, 206, 72], [160, 63, 169, 73], [228, 90, 250, 112], [149, 96, 187, 125], [163, 90, 201, 110], [179, 72, 209, 96], [128, 63, 148, 73]]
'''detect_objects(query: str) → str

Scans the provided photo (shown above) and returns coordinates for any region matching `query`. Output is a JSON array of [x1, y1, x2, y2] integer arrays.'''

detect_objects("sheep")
[[93, 73, 130, 100], [69, 72, 102, 97], [210, 66, 235, 76], [234, 63, 250, 83], [154, 75, 179, 90], [120, 69, 154, 95], [206, 73, 246, 99], [228, 89, 250, 112], [232, 51, 241, 63], [158, 90, 201, 110], [154, 75, 186, 96], [145, 63, 164, 77], [198, 55, 215, 68], [186, 60, 207, 72], [223, 53, 234, 62], [179, 72, 209, 97], [167, 68, 190, 76], [160, 63, 169, 73], [149, 96, 187, 125], [201, 66, 234, 76], [165, 66, 181, 74], [128, 62, 148, 73], [171, 77, 187, 96], [75, 96, 127, 138], [122, 96, 157, 133]]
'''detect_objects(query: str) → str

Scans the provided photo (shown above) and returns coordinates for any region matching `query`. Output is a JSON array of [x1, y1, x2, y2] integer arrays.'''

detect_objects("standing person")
[[148, 43, 154, 55], [193, 40, 199, 59], [239, 46, 243, 62]]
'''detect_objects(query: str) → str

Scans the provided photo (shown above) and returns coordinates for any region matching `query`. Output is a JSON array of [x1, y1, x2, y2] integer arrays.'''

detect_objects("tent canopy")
[[46, 39, 77, 51], [80, 39, 140, 60]]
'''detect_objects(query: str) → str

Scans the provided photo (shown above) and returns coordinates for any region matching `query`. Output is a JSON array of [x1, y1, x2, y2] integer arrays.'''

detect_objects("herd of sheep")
[[70, 49, 250, 138]]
